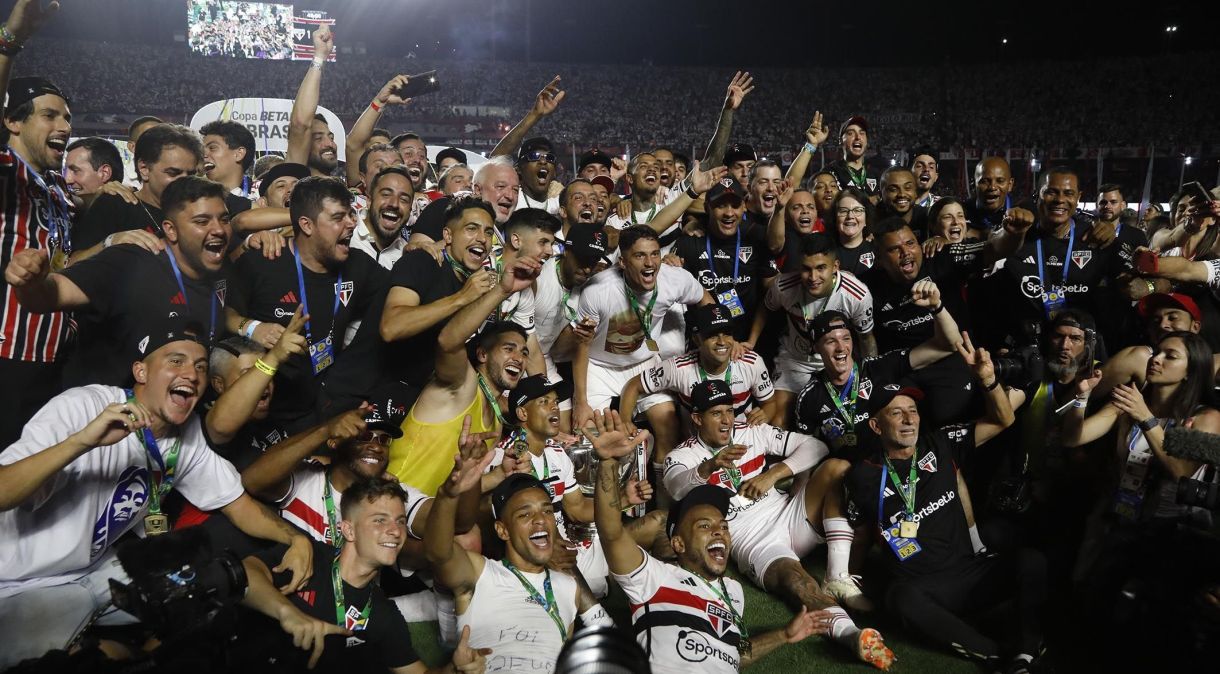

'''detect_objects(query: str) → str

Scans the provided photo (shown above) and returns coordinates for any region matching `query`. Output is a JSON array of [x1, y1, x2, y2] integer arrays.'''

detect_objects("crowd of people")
[[2, 2, 1219, 673], [186, 0, 294, 60]]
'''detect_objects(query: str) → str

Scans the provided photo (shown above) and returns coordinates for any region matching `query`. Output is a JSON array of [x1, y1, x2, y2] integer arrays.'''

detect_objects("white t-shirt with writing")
[[577, 266, 705, 368]]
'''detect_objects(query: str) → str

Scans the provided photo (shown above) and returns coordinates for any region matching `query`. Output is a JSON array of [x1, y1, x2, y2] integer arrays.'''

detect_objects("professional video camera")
[[1166, 426, 1220, 512], [991, 320, 1045, 390]]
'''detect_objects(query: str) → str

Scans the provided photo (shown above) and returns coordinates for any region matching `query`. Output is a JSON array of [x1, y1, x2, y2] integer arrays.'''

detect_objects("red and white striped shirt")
[[0, 146, 76, 362], [639, 349, 774, 420], [765, 270, 873, 366]]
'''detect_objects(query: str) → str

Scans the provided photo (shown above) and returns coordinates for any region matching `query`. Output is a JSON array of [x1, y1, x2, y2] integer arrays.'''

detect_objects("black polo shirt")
[[826, 159, 881, 196], [675, 222, 775, 341], [794, 348, 912, 462]]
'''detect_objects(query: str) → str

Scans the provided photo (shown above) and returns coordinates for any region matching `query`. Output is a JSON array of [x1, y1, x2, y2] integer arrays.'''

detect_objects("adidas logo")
[[819, 405, 831, 413], [170, 292, 186, 305], [1023, 256, 1035, 264], [280, 291, 298, 303], [680, 577, 698, 587], [881, 302, 893, 311]]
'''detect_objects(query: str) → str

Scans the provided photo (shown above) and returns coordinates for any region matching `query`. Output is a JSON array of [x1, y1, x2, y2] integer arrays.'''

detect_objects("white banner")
[[189, 98, 346, 156]]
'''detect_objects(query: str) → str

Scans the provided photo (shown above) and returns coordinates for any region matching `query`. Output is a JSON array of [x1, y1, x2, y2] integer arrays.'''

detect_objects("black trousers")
[[885, 548, 1048, 661], [0, 358, 63, 452]]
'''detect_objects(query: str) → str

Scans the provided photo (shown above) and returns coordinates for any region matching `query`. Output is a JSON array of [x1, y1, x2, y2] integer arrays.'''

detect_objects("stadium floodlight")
[[1001, 38, 1008, 44], [1165, 25, 1177, 32], [1185, 156, 1193, 166]]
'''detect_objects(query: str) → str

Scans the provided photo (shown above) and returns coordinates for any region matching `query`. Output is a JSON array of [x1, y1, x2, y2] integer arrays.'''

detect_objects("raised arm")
[[638, 161, 727, 236], [701, 71, 753, 169], [585, 410, 651, 575], [1136, 249, 1212, 285], [984, 207, 1034, 264], [240, 408, 366, 501], [957, 333, 1015, 446], [783, 111, 828, 189], [489, 76, 565, 158], [207, 309, 307, 444], [5, 249, 89, 312], [424, 418, 496, 596], [766, 182, 794, 255], [0, 1, 58, 111], [907, 280, 963, 369], [380, 270, 490, 342], [286, 24, 332, 165], [345, 75, 411, 186]]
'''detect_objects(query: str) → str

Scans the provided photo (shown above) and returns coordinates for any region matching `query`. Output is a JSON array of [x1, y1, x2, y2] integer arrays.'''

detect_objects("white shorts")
[[772, 353, 822, 394], [586, 356, 675, 412], [545, 356, 573, 412], [727, 476, 825, 585], [574, 536, 611, 598]]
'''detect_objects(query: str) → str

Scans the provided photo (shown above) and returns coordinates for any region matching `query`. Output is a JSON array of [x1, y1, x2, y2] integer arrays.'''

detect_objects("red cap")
[[1138, 292, 1202, 322]]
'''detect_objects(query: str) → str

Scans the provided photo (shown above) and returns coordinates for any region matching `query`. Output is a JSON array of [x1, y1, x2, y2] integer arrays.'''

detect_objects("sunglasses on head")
[[525, 150, 556, 164]]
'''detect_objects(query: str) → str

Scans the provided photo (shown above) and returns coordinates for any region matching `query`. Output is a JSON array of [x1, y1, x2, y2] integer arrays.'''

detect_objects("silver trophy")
[[566, 435, 648, 542]]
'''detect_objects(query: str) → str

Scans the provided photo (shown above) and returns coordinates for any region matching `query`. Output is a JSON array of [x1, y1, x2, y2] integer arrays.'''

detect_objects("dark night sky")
[[38, 0, 1215, 66]]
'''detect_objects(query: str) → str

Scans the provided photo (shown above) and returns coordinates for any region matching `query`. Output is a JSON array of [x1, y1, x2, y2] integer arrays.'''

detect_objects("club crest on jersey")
[[345, 604, 369, 631], [214, 280, 227, 306], [1071, 250, 1092, 269], [858, 379, 873, 400], [706, 602, 736, 637], [738, 246, 753, 263], [866, 178, 878, 191], [336, 280, 354, 307], [918, 452, 937, 473], [859, 252, 875, 268]]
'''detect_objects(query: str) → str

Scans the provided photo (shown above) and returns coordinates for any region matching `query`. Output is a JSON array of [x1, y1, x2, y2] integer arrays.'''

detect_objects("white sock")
[[826, 605, 861, 647], [823, 517, 854, 579], [968, 524, 987, 554], [434, 587, 458, 649]]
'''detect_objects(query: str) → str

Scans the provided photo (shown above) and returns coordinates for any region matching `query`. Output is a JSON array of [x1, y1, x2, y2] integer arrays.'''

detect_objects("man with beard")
[[744, 159, 782, 230], [0, 2, 76, 446], [386, 250, 540, 496], [965, 157, 1016, 232], [64, 137, 123, 209], [663, 380, 895, 668], [555, 178, 601, 252], [723, 143, 756, 187], [237, 477, 489, 673], [767, 187, 823, 272], [391, 132, 431, 194], [654, 147, 679, 188], [911, 149, 940, 209], [607, 156, 724, 256], [605, 152, 667, 234], [533, 223, 606, 429], [516, 137, 561, 215], [827, 116, 880, 198], [0, 317, 314, 668], [764, 234, 876, 421], [995, 167, 1147, 348], [1095, 183, 1127, 235], [9, 176, 233, 387], [225, 177, 388, 431], [70, 123, 201, 261], [674, 177, 775, 344], [486, 375, 660, 598], [619, 303, 777, 423], [877, 166, 928, 237], [201, 119, 256, 206], [286, 25, 338, 178], [590, 409, 846, 674], [351, 166, 414, 270]]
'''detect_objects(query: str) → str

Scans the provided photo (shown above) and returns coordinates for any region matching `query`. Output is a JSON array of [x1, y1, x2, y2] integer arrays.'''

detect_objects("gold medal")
[[144, 513, 170, 536], [899, 520, 919, 539], [645, 338, 659, 352], [841, 432, 858, 447]]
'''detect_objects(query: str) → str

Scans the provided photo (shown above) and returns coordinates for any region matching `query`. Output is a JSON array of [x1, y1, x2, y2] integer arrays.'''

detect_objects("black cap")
[[690, 303, 733, 336], [839, 115, 869, 138], [491, 473, 550, 520], [689, 379, 734, 413], [705, 176, 746, 205], [362, 405, 404, 439], [259, 162, 309, 187], [414, 196, 452, 237], [506, 375, 573, 422], [435, 147, 466, 166], [666, 485, 731, 539], [566, 223, 608, 265], [579, 148, 613, 172], [722, 143, 756, 166], [5, 77, 69, 110], [868, 384, 924, 416], [519, 137, 554, 162], [810, 310, 852, 342], [137, 315, 208, 359]]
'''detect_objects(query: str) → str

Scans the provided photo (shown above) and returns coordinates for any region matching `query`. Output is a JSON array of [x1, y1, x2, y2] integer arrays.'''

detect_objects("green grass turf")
[[405, 554, 983, 673]]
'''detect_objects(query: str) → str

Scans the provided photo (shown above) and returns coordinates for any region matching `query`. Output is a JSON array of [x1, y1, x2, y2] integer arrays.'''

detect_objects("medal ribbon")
[[880, 456, 919, 523], [625, 284, 659, 342], [331, 550, 373, 629], [477, 374, 510, 427], [123, 390, 181, 516], [694, 575, 750, 641], [822, 365, 859, 429], [501, 561, 568, 640], [1034, 220, 1075, 318]]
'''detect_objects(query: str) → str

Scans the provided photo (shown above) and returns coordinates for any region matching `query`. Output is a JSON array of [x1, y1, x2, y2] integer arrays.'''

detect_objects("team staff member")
[[589, 409, 842, 673], [238, 477, 490, 673], [675, 177, 774, 344], [620, 303, 776, 423], [793, 280, 963, 460], [826, 116, 880, 198], [0, 318, 314, 668], [762, 233, 875, 421], [9, 175, 231, 387], [226, 176, 388, 431], [64, 137, 124, 207], [844, 339, 1042, 671], [663, 380, 893, 667]]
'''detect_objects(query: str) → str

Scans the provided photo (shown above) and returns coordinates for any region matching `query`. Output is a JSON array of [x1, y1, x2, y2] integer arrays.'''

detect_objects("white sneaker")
[[825, 573, 875, 612]]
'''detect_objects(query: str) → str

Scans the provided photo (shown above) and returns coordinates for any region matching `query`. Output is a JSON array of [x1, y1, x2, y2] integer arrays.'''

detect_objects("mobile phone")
[[1184, 181, 1212, 206], [394, 70, 441, 98]]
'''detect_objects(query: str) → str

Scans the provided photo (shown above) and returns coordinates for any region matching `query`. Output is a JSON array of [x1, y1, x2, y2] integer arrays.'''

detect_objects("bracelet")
[[930, 303, 945, 315], [679, 174, 698, 199], [253, 358, 277, 376], [103, 233, 116, 249], [0, 24, 15, 43], [983, 379, 1000, 391], [803, 142, 817, 155], [1137, 416, 1159, 433], [369, 100, 382, 113], [1145, 280, 1155, 296], [243, 320, 262, 340], [311, 57, 325, 70]]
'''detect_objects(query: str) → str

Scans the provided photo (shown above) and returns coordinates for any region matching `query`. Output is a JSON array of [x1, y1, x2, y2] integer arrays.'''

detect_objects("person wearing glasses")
[[516, 138, 562, 215], [826, 186, 877, 278]]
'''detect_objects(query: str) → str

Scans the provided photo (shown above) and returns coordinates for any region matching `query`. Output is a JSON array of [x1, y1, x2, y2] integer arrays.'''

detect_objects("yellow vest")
[[387, 391, 500, 496]]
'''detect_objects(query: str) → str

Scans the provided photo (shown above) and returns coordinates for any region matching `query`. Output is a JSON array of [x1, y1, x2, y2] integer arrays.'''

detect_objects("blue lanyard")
[[122, 388, 179, 491], [838, 367, 857, 401], [705, 229, 741, 283], [164, 247, 218, 341], [292, 243, 343, 342], [1035, 219, 1075, 288], [877, 460, 890, 526], [12, 150, 73, 253]]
